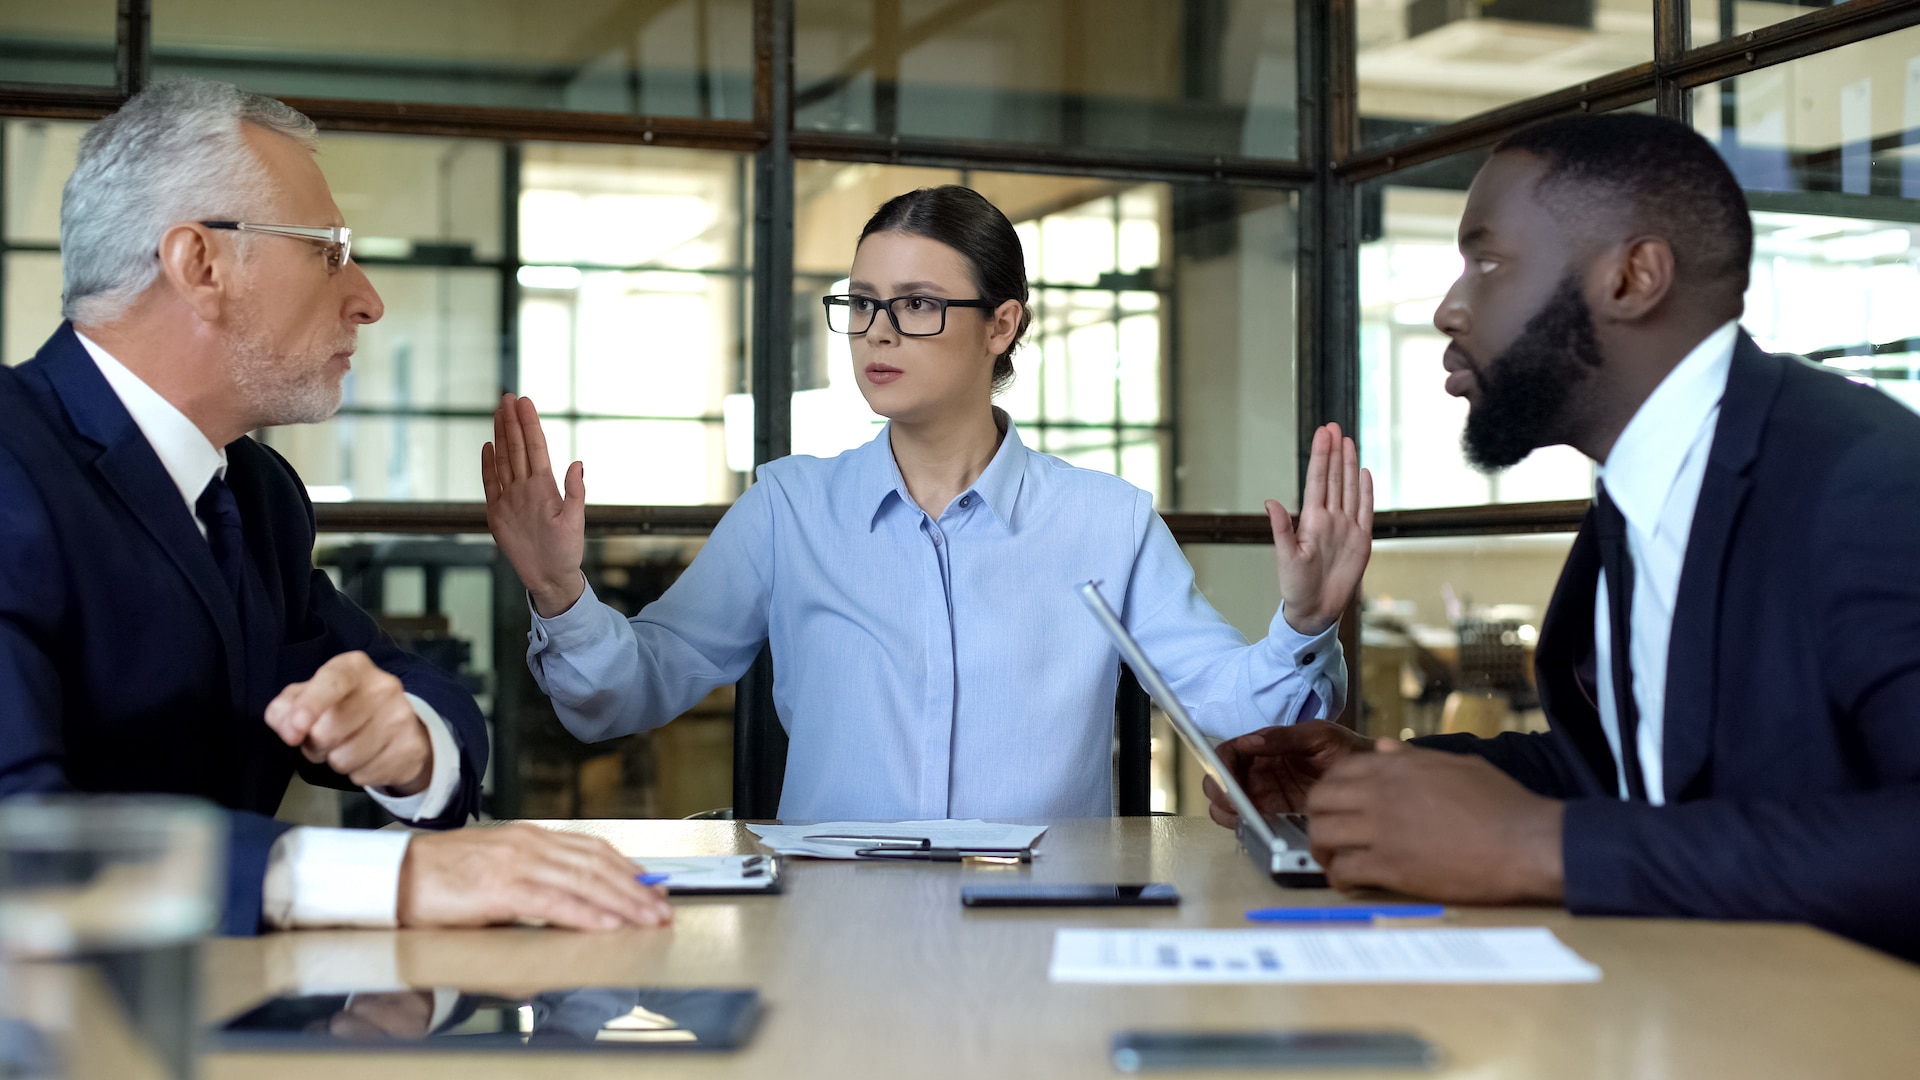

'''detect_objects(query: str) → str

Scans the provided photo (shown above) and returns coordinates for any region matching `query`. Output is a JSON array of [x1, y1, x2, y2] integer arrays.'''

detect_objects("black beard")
[[1460, 276, 1603, 471]]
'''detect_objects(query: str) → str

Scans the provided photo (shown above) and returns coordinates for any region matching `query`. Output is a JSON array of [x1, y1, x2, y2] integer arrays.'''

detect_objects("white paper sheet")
[[744, 820, 1047, 859], [629, 855, 779, 893], [1049, 927, 1601, 985]]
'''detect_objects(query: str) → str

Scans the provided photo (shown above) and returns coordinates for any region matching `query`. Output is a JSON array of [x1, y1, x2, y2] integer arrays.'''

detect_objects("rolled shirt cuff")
[[261, 826, 413, 929]]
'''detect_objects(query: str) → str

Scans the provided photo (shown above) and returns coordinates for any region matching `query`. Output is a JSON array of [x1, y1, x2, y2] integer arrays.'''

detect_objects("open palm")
[[1268, 422, 1373, 636], [482, 393, 587, 617]]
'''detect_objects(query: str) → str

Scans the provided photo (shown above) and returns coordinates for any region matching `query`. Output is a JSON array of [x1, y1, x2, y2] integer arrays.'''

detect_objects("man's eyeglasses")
[[201, 221, 353, 274], [822, 294, 999, 337]]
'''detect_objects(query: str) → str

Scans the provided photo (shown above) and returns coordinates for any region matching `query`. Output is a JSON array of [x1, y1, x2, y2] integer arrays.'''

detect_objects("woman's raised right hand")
[[483, 393, 587, 618]]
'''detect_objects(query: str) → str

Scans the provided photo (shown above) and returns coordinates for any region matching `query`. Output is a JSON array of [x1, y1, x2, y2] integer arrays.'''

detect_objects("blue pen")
[[1245, 904, 1445, 922], [636, 873, 670, 886]]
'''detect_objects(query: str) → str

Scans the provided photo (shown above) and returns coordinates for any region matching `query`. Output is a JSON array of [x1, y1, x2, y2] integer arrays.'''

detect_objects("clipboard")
[[630, 855, 783, 895]]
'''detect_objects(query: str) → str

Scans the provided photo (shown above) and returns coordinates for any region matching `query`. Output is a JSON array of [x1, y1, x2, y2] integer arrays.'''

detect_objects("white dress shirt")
[[1592, 320, 1739, 805], [78, 332, 463, 927]]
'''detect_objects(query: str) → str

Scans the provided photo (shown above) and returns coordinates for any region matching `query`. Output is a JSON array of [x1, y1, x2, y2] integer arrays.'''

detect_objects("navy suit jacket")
[[0, 324, 487, 935], [1419, 333, 1920, 961]]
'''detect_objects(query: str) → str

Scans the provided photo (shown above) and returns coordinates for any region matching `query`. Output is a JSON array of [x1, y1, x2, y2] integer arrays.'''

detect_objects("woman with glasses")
[[483, 185, 1372, 820]]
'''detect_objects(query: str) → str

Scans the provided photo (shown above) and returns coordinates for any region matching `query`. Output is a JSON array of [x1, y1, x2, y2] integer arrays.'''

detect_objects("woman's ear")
[[987, 298, 1023, 358]]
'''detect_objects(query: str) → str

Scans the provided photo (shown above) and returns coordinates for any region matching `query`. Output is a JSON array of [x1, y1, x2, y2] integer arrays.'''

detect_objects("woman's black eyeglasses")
[[822, 294, 998, 337]]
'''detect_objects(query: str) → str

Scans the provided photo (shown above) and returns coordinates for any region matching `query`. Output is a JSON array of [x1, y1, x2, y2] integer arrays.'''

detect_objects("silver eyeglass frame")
[[200, 220, 353, 273]]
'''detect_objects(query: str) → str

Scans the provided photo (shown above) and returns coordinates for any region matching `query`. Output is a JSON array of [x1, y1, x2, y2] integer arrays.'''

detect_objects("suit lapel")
[[28, 325, 250, 709], [1662, 334, 1781, 801], [1535, 513, 1621, 793]]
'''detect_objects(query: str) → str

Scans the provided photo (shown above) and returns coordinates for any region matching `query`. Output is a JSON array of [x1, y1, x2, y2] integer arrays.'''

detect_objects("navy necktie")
[[195, 473, 249, 606], [1593, 483, 1649, 801]]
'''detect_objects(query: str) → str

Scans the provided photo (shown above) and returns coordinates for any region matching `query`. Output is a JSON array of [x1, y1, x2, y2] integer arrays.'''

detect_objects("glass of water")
[[0, 797, 224, 1080]]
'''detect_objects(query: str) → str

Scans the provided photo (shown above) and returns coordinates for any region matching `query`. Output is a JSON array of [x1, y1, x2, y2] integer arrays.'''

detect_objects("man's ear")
[[1592, 234, 1674, 323], [153, 222, 230, 323]]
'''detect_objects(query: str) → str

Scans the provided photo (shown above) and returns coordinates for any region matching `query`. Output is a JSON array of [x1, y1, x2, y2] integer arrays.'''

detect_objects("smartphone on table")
[[1111, 1030, 1441, 1072], [960, 883, 1179, 907]]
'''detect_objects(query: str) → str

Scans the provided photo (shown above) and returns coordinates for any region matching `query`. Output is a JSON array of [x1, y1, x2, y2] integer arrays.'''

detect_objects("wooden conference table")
[[201, 817, 1920, 1079]]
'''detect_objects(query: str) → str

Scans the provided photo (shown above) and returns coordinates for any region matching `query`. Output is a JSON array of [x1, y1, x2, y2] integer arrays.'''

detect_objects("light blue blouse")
[[527, 419, 1343, 820]]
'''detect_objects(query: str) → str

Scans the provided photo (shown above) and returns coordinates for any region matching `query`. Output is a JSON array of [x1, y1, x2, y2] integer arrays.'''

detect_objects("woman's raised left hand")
[[1268, 422, 1373, 636]]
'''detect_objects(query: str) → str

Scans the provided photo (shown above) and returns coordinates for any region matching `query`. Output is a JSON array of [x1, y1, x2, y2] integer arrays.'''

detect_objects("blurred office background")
[[1, 0, 1912, 819]]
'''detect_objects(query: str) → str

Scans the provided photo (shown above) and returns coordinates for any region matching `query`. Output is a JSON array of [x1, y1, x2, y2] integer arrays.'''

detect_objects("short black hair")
[[1494, 113, 1752, 308], [860, 185, 1032, 393]]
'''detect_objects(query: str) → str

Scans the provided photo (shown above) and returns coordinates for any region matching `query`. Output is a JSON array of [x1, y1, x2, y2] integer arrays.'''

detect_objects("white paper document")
[[1049, 927, 1601, 985], [629, 855, 780, 893], [744, 820, 1047, 859]]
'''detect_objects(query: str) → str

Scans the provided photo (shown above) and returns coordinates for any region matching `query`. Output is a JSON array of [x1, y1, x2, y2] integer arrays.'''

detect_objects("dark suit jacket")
[[1418, 333, 1920, 961], [0, 324, 487, 935]]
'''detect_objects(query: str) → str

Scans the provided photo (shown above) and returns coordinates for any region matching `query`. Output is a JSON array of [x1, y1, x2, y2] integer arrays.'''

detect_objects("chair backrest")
[[728, 649, 1157, 818], [732, 644, 786, 819], [1113, 665, 1152, 816]]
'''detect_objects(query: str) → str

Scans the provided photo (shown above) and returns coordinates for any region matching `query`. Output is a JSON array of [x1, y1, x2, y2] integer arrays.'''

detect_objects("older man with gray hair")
[[0, 78, 672, 934]]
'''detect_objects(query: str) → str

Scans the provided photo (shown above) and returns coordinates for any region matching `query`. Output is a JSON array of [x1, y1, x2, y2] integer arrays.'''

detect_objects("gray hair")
[[60, 77, 317, 324]]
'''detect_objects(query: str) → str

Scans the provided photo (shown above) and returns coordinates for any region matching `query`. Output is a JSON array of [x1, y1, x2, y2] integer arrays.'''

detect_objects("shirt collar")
[[1596, 319, 1739, 533], [864, 407, 1028, 531], [75, 330, 227, 514]]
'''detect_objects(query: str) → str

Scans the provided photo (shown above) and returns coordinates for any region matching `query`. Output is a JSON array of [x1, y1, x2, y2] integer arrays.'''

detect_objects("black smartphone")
[[960, 883, 1178, 907], [1111, 1031, 1441, 1072]]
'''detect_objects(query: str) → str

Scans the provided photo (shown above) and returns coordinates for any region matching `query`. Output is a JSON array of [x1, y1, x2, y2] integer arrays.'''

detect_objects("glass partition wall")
[[4, 0, 1914, 817]]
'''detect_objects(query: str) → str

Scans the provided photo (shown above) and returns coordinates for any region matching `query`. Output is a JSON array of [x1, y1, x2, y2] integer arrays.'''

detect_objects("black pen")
[[803, 834, 931, 850], [854, 846, 1032, 863]]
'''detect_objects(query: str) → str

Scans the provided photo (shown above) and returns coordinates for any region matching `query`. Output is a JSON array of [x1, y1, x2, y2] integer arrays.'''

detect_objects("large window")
[[515, 143, 751, 505], [1358, 0, 1654, 149], [2, 120, 84, 367], [151, 0, 755, 118], [795, 0, 1301, 161], [0, 4, 118, 87], [283, 136, 753, 505], [1693, 23, 1920, 415]]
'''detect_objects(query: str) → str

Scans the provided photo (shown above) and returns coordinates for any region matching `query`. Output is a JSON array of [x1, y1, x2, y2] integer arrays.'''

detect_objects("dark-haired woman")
[[484, 185, 1372, 820]]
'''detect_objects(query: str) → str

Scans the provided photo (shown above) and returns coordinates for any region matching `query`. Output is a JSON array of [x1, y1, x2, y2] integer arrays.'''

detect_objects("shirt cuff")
[[262, 827, 413, 929], [1267, 600, 1340, 668], [365, 693, 461, 823], [526, 575, 607, 653]]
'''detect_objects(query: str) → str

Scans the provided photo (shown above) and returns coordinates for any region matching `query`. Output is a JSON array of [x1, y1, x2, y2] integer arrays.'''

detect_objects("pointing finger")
[[267, 665, 357, 746]]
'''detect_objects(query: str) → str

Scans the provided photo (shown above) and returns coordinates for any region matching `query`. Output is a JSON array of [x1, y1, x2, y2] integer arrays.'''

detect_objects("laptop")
[[1077, 581, 1327, 888]]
